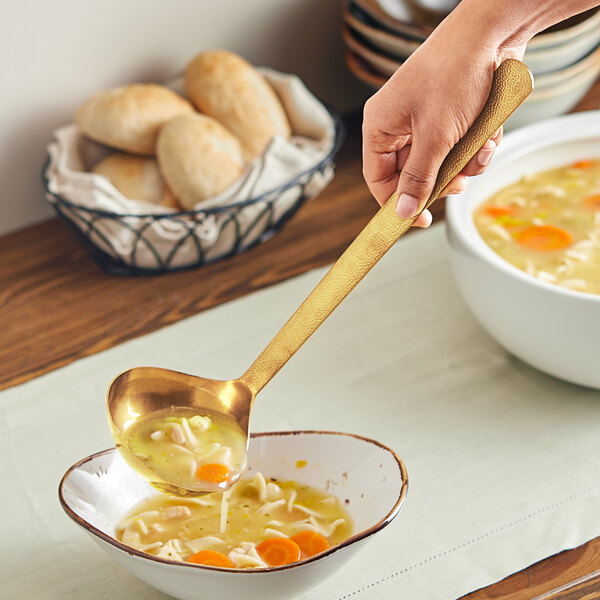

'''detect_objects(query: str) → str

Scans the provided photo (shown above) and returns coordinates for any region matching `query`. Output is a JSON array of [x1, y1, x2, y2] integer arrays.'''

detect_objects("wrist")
[[446, 0, 536, 52]]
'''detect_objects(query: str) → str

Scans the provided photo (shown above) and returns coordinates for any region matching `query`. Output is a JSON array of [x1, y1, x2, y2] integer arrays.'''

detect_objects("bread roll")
[[76, 84, 194, 155], [92, 153, 179, 208], [185, 50, 291, 160], [156, 113, 245, 209]]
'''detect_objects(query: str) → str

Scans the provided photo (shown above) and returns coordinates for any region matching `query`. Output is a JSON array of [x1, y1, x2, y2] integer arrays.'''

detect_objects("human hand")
[[362, 1, 527, 227]]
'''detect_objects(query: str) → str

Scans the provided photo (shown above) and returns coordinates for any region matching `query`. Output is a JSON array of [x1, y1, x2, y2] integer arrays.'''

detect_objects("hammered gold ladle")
[[108, 59, 533, 497]]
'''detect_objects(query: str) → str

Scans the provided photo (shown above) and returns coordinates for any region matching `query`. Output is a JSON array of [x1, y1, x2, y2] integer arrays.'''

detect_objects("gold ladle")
[[108, 59, 533, 497]]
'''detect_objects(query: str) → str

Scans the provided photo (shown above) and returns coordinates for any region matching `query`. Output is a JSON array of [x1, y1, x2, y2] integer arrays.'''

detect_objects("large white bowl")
[[59, 431, 408, 600], [446, 110, 600, 389]]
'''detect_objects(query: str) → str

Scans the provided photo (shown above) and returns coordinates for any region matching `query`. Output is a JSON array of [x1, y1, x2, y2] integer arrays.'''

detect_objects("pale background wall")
[[0, 0, 371, 236]]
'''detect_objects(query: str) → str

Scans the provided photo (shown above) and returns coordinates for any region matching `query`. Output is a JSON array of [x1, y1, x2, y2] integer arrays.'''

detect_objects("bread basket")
[[43, 70, 344, 276]]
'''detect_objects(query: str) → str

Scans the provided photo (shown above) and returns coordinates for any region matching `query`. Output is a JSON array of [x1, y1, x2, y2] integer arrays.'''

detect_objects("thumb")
[[395, 137, 449, 218]]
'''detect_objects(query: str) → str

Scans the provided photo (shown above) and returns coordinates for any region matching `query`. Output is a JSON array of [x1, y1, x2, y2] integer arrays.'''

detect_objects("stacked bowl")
[[343, 0, 600, 129]]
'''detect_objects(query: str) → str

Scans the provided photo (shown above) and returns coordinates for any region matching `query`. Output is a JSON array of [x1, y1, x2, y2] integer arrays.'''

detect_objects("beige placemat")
[[2, 223, 600, 599]]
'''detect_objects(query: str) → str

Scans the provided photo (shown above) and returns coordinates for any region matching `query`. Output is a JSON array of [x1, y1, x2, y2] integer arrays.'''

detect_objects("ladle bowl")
[[107, 368, 253, 495]]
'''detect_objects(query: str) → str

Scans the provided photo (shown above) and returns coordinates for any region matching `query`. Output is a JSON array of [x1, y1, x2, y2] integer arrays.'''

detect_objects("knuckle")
[[362, 96, 380, 127], [400, 165, 436, 189]]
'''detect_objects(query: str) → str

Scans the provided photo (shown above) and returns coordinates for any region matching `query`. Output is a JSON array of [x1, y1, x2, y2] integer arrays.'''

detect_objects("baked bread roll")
[[92, 153, 179, 208], [185, 50, 291, 160], [76, 84, 194, 155], [156, 113, 245, 209]]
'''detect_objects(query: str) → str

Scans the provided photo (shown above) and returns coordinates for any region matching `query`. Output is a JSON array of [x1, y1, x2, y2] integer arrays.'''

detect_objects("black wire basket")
[[43, 109, 345, 276]]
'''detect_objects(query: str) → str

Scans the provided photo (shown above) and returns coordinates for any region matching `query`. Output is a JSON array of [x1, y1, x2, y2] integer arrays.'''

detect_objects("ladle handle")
[[241, 59, 533, 395]]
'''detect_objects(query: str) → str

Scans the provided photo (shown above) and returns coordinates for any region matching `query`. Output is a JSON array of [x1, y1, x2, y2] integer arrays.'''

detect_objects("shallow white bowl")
[[59, 431, 408, 600], [345, 0, 600, 78], [527, 8, 600, 52], [345, 50, 389, 89], [343, 21, 600, 91], [506, 52, 600, 129], [446, 110, 600, 389], [534, 43, 600, 90], [524, 16, 600, 74], [353, 0, 433, 41], [343, 1, 420, 59], [343, 24, 401, 77], [343, 27, 599, 131]]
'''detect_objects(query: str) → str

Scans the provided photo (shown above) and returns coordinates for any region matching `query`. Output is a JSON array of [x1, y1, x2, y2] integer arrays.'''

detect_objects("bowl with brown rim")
[[59, 430, 408, 600]]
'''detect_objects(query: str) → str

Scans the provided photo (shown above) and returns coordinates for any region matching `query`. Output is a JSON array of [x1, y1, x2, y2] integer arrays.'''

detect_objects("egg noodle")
[[116, 472, 353, 568]]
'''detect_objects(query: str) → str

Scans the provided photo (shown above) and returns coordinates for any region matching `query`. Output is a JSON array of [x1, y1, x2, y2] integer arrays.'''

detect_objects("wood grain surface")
[[0, 77, 599, 600]]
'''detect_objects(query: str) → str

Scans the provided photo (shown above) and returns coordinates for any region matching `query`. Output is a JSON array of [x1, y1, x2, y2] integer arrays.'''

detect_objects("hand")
[[362, 2, 527, 227]]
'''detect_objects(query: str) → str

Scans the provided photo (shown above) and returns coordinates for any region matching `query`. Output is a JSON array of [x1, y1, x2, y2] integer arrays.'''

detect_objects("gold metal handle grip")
[[421, 59, 534, 213], [241, 59, 533, 396]]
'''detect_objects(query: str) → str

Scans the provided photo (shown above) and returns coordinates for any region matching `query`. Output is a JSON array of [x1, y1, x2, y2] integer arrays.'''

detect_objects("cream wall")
[[0, 0, 370, 236]]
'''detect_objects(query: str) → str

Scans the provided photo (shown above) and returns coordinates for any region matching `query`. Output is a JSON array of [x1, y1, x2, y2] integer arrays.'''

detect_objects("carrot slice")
[[514, 225, 572, 251], [572, 159, 597, 169], [583, 194, 600, 210], [256, 537, 301, 566], [485, 206, 514, 217], [187, 550, 234, 568], [195, 463, 230, 484], [290, 531, 330, 558]]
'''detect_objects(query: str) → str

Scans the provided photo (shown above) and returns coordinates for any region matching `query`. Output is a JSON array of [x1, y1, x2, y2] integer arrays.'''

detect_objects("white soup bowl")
[[59, 430, 408, 600], [446, 110, 600, 389]]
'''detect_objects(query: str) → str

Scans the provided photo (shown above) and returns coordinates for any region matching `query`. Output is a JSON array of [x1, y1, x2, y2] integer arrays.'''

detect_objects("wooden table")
[[1, 80, 599, 599]]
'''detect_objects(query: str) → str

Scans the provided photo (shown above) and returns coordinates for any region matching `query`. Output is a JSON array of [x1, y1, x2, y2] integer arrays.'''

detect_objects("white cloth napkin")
[[44, 69, 337, 269]]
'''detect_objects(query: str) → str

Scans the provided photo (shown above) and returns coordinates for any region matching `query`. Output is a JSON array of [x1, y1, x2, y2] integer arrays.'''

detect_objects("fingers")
[[461, 127, 502, 177], [362, 142, 401, 207], [395, 126, 502, 219], [364, 121, 502, 219], [395, 135, 450, 218], [407, 125, 500, 214], [411, 126, 502, 222], [412, 209, 432, 228], [411, 174, 464, 228], [362, 116, 411, 206], [440, 173, 467, 197]]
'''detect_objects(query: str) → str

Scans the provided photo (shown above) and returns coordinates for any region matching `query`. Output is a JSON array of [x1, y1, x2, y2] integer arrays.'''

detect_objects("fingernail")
[[396, 193, 420, 218], [420, 209, 433, 228], [477, 142, 496, 166]]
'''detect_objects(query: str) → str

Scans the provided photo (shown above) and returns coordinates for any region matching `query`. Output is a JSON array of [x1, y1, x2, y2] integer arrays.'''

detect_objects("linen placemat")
[[1, 223, 599, 599]]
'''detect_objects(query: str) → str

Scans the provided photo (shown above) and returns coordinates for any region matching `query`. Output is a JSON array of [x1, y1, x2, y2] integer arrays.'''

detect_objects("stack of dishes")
[[343, 0, 600, 129]]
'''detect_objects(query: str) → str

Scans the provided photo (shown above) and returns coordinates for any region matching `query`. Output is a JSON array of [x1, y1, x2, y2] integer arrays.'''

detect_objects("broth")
[[474, 159, 600, 294], [116, 472, 353, 568], [122, 408, 247, 493]]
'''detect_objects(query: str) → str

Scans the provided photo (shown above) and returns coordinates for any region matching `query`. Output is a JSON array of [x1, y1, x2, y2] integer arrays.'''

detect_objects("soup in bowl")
[[473, 158, 600, 295], [59, 431, 408, 600], [446, 110, 600, 389]]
